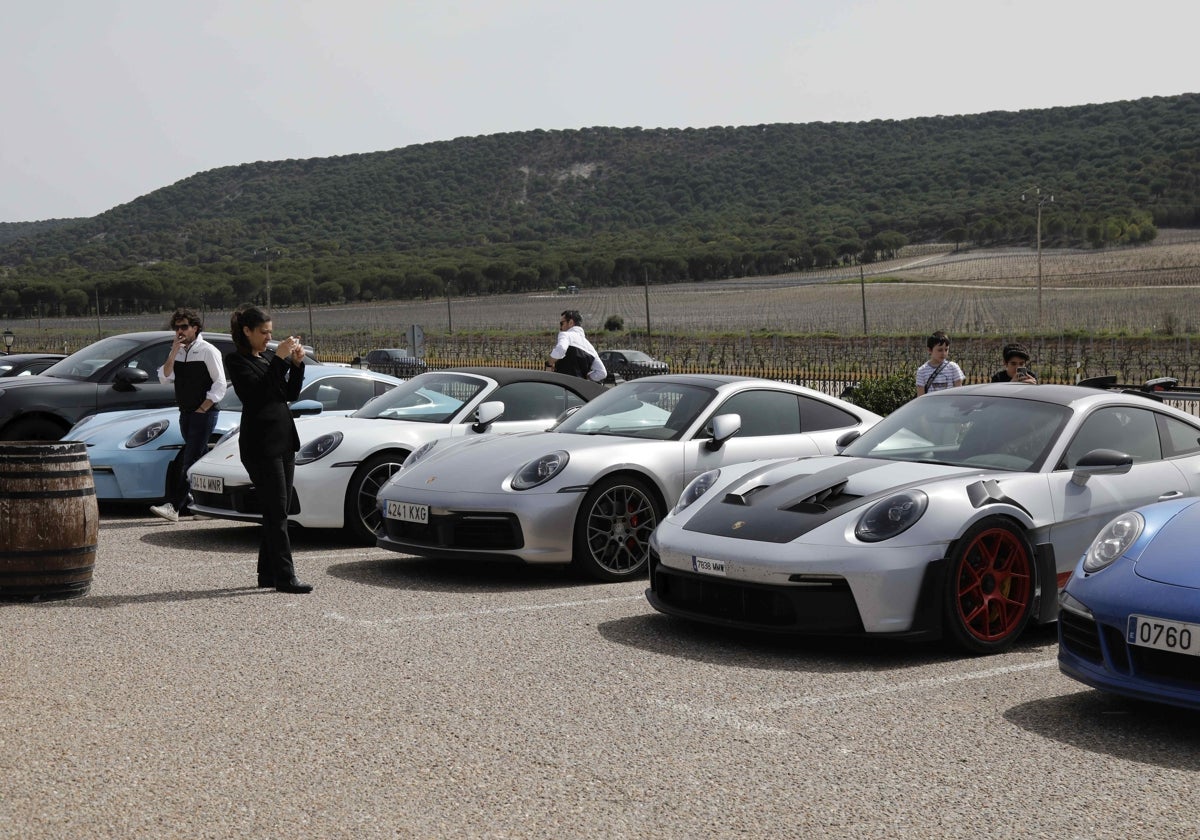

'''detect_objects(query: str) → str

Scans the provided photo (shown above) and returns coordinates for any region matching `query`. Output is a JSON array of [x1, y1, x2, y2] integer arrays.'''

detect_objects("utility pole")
[[1022, 187, 1053, 326], [643, 267, 652, 351], [860, 266, 867, 334]]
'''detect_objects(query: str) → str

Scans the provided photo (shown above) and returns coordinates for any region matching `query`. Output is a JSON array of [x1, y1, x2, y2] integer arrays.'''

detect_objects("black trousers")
[[172, 409, 219, 512], [242, 451, 297, 583]]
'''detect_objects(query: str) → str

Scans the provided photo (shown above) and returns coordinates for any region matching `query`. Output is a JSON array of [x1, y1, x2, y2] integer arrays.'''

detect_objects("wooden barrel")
[[0, 441, 98, 601]]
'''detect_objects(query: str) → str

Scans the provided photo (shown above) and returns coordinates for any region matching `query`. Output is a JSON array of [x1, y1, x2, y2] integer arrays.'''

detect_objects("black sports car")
[[0, 331, 314, 441], [0, 353, 67, 378]]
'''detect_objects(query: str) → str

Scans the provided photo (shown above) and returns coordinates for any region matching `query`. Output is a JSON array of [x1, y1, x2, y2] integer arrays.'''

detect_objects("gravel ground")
[[2, 511, 1198, 839]]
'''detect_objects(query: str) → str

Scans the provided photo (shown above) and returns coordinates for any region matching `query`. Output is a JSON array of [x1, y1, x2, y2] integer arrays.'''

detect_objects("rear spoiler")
[[1078, 375, 1200, 403]]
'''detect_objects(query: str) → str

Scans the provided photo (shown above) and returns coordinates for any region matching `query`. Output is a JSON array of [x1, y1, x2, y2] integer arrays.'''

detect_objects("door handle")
[[1158, 490, 1186, 501]]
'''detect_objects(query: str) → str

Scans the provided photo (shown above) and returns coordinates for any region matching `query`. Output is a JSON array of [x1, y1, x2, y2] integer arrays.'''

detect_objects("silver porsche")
[[374, 375, 882, 580]]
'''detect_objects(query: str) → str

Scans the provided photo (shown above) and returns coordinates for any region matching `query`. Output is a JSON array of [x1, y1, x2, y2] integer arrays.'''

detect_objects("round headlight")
[[295, 431, 343, 465], [1082, 511, 1144, 573], [512, 451, 569, 490], [855, 490, 928, 543], [126, 418, 170, 448], [675, 469, 721, 514]]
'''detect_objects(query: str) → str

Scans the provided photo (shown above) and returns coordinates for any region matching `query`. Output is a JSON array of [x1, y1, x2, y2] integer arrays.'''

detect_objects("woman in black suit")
[[226, 305, 313, 594]]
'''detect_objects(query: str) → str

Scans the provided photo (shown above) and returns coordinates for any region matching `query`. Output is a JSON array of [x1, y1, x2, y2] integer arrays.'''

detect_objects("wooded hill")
[[1, 92, 1197, 317]]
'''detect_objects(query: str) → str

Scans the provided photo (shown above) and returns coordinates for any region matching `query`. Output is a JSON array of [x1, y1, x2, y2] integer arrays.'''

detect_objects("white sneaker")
[[149, 503, 179, 523]]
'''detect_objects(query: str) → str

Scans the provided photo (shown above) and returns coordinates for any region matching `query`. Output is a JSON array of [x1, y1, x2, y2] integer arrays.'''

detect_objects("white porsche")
[[187, 368, 605, 542]]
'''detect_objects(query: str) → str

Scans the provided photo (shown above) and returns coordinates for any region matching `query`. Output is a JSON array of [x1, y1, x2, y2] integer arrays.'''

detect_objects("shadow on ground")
[[327, 556, 593, 595], [1005, 689, 1200, 771], [596, 611, 1060, 675]]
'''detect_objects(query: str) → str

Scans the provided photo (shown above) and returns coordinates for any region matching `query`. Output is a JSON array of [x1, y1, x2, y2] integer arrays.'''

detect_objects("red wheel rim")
[[954, 527, 1033, 643]]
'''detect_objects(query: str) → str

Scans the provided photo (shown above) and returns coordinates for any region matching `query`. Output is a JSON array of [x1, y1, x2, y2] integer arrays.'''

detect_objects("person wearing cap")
[[991, 343, 1038, 384]]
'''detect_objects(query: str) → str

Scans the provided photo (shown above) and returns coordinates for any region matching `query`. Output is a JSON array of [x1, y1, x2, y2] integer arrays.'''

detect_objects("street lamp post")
[[1022, 187, 1053, 326], [2, 329, 13, 354]]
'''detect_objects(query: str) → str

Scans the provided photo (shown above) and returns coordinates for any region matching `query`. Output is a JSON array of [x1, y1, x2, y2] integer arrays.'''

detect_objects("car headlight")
[[125, 418, 170, 448], [1082, 511, 1144, 573], [675, 469, 721, 514], [854, 490, 928, 542], [512, 451, 569, 490], [211, 428, 240, 449], [295, 431, 343, 465], [404, 441, 438, 469]]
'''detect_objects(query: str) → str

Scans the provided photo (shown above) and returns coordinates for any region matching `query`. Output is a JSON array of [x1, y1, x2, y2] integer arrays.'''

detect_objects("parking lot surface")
[[2, 511, 1198, 839]]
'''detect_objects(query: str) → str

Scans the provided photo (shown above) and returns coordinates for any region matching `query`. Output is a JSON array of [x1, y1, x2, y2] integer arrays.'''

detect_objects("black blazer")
[[225, 350, 304, 459]]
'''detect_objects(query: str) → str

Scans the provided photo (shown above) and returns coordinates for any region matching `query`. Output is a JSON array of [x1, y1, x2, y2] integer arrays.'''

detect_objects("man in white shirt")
[[546, 310, 606, 382]]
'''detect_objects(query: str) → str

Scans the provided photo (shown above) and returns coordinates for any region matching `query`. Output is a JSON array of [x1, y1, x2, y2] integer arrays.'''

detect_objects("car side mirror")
[[289, 399, 324, 418], [1070, 448, 1133, 486], [472, 400, 504, 433], [112, 367, 150, 392], [836, 430, 861, 449], [706, 413, 741, 451]]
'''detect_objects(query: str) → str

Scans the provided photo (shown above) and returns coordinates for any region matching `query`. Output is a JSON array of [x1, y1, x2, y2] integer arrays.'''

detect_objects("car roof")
[[940, 382, 1200, 418]]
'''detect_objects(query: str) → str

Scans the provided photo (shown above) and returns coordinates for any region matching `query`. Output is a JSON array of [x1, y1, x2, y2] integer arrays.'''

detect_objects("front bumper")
[[375, 486, 584, 564], [1058, 590, 1200, 711], [645, 548, 946, 640]]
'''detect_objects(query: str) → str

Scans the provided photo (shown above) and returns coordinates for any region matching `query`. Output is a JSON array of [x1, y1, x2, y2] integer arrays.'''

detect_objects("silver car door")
[[1047, 405, 1191, 571]]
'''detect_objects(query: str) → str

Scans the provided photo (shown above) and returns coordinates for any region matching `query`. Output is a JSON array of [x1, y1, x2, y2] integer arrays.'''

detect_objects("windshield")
[[41, 336, 146, 380], [351, 372, 485, 422], [622, 351, 655, 363], [554, 380, 713, 440], [841, 393, 1070, 471]]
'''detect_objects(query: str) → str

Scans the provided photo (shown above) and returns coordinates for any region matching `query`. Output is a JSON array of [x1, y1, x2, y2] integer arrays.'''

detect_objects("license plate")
[[1127, 614, 1200, 656], [190, 474, 224, 494], [385, 500, 429, 524], [692, 556, 726, 576]]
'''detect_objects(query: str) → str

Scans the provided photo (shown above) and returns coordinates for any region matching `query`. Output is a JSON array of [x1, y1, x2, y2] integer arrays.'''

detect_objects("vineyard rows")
[[10, 231, 1200, 387]]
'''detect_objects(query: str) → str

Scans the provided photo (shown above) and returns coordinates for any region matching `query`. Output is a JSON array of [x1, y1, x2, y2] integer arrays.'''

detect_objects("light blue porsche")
[[68, 366, 402, 503]]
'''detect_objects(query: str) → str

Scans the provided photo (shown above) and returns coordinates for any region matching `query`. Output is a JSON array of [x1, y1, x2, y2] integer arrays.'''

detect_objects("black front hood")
[[681, 457, 977, 544]]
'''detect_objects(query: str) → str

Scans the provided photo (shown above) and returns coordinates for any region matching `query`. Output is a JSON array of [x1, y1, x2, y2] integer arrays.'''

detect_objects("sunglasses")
[[173, 324, 192, 331]]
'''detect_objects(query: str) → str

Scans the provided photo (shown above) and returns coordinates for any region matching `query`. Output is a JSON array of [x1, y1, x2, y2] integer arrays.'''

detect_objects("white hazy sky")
[[4, 0, 1195, 222]]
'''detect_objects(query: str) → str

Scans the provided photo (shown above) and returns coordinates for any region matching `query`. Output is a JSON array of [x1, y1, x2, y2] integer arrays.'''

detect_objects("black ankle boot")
[[276, 578, 313, 594]]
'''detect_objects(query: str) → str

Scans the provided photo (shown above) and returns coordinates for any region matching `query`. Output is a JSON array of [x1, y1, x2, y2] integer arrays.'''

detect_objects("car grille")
[[192, 486, 300, 516], [649, 556, 863, 632], [1059, 609, 1104, 665], [382, 511, 523, 550], [1129, 645, 1200, 688]]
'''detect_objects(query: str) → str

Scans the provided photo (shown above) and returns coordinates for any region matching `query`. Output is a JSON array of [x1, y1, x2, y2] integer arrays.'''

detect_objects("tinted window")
[[1063, 406, 1161, 468], [711, 390, 801, 437], [1159, 414, 1200, 457], [300, 376, 381, 412], [798, 395, 861, 432], [488, 382, 580, 422], [120, 342, 174, 379]]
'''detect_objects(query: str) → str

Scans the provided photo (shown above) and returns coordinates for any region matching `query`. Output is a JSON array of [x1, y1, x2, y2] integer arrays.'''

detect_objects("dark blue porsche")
[[1059, 496, 1200, 710]]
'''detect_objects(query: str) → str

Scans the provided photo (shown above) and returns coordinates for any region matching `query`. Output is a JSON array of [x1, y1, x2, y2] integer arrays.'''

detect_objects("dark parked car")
[[598, 349, 669, 382], [0, 331, 317, 441], [0, 353, 67, 377], [365, 348, 428, 379]]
